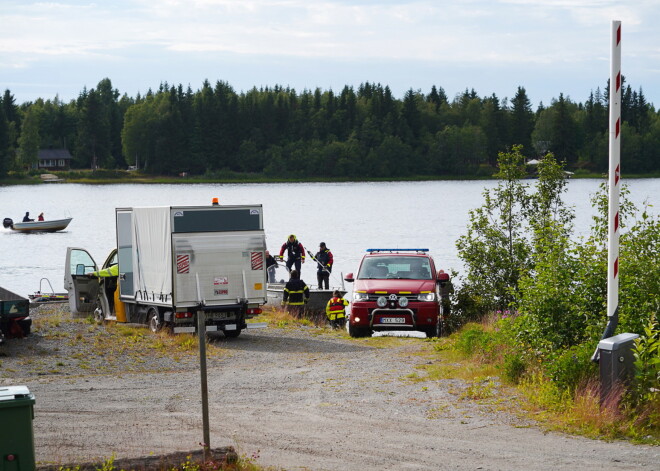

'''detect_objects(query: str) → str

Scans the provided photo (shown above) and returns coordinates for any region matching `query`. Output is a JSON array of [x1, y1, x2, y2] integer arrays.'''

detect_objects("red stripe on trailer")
[[251, 251, 264, 270], [177, 254, 190, 274]]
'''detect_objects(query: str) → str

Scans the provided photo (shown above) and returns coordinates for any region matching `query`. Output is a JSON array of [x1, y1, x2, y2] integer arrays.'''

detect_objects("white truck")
[[65, 204, 267, 337]]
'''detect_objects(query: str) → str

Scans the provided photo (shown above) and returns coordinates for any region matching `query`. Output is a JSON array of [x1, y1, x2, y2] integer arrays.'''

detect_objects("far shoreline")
[[2, 170, 659, 186]]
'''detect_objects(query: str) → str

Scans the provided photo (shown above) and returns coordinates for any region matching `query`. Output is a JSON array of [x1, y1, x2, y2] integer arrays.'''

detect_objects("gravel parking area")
[[1, 304, 658, 470]]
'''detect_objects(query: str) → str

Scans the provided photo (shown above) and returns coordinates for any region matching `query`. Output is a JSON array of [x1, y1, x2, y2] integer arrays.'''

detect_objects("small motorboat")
[[266, 266, 347, 318], [3, 217, 72, 233], [267, 283, 347, 315]]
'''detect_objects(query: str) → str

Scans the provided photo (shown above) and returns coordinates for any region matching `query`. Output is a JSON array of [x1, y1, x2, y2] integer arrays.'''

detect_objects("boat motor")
[[2, 218, 13, 229]]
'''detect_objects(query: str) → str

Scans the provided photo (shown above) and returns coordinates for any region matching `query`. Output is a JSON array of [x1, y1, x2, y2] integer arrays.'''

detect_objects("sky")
[[1, 0, 658, 109]]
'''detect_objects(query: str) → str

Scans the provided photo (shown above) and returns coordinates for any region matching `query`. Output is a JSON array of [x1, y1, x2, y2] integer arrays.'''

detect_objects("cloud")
[[1, 0, 658, 104]]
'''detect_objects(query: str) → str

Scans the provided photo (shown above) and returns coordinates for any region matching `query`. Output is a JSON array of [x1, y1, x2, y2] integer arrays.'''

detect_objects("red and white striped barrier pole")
[[593, 20, 622, 362], [607, 20, 622, 326]]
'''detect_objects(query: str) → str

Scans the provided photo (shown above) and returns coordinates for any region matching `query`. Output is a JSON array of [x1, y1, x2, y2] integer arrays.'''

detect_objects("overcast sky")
[[1, 0, 657, 109]]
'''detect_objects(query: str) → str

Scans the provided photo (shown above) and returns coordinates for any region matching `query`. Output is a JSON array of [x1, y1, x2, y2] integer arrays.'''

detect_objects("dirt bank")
[[1, 304, 657, 470]]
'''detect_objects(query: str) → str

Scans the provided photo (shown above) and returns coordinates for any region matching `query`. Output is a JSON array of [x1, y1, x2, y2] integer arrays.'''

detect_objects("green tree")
[[76, 89, 111, 168], [0, 105, 9, 177], [516, 153, 583, 351], [17, 104, 41, 169], [550, 93, 579, 164], [509, 87, 535, 156], [455, 145, 530, 317]]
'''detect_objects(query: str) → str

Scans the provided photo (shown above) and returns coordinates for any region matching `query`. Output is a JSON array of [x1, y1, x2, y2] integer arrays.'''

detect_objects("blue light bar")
[[366, 248, 429, 253]]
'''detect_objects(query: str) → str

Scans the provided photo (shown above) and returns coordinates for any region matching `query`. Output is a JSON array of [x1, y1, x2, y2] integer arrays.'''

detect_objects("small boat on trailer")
[[28, 278, 69, 304], [266, 266, 347, 319], [3, 217, 72, 233], [266, 283, 347, 314]]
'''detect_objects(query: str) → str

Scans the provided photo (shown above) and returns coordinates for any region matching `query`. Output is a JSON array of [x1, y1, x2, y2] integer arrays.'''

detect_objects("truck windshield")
[[357, 257, 432, 280]]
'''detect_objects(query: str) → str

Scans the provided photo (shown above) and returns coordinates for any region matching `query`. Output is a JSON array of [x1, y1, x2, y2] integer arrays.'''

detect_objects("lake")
[[1, 179, 659, 298]]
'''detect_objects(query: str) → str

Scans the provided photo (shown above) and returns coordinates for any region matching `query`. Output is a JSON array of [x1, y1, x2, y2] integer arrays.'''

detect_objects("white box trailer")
[[65, 204, 267, 337]]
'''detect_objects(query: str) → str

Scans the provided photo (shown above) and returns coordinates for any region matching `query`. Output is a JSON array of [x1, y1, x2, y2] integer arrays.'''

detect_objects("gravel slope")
[[1, 304, 658, 470]]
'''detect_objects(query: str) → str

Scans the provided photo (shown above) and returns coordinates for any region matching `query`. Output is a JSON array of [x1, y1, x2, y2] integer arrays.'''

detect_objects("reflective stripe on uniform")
[[326, 297, 348, 320]]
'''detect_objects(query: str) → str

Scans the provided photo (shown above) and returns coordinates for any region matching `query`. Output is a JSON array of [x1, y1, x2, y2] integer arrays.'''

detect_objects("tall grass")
[[433, 315, 660, 443]]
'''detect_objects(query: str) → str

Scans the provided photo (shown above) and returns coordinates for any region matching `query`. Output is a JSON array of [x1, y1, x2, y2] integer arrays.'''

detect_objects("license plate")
[[381, 317, 405, 323]]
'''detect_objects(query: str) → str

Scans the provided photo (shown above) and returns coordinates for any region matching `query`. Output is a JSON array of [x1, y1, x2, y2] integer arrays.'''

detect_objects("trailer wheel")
[[224, 328, 242, 338], [147, 308, 162, 333]]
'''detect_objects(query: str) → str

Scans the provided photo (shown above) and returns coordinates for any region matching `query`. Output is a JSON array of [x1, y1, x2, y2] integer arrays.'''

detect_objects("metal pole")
[[592, 20, 622, 362], [197, 308, 211, 460]]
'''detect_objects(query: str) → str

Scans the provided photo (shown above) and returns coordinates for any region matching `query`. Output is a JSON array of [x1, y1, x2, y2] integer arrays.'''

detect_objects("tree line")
[[0, 77, 658, 179]]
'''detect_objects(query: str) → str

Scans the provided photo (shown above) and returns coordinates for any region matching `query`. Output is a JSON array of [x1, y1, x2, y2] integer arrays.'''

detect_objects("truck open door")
[[64, 247, 100, 315]]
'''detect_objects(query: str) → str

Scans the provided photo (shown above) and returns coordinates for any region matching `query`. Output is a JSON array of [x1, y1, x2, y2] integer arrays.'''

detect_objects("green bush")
[[544, 343, 598, 394], [631, 314, 660, 406], [455, 324, 494, 358], [502, 353, 527, 384]]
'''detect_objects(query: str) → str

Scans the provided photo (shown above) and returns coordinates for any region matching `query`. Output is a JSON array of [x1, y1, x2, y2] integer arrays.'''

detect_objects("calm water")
[[1, 179, 659, 298]]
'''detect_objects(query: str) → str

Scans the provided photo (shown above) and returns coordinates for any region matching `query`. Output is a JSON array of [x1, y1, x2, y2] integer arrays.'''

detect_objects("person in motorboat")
[[22, 212, 34, 222], [278, 234, 305, 273], [265, 250, 278, 283], [38, 212, 45, 221], [313, 242, 334, 289]]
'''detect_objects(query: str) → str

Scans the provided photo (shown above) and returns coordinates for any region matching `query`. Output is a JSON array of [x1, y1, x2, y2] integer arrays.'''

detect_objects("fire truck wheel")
[[425, 318, 442, 338], [147, 308, 162, 333], [348, 324, 370, 338]]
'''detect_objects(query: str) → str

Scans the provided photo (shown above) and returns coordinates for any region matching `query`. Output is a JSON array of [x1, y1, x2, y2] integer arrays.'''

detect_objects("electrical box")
[[598, 332, 639, 404]]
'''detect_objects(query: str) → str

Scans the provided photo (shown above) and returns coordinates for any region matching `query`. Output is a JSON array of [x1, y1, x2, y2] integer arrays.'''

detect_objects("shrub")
[[631, 314, 660, 407], [544, 343, 598, 394], [502, 353, 526, 384]]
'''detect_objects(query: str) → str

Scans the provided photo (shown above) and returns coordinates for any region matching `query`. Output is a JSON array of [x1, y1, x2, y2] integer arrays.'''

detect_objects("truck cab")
[[64, 247, 117, 323], [343, 249, 451, 338]]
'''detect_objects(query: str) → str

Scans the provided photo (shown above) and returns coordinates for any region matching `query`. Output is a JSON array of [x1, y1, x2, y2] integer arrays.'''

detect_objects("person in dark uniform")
[[22, 212, 34, 222], [314, 242, 334, 289], [282, 270, 310, 318], [278, 234, 305, 273], [265, 250, 278, 283]]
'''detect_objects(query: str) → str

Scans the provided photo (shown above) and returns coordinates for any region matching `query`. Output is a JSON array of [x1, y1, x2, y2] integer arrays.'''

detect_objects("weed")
[[427, 403, 450, 419], [461, 377, 496, 400], [176, 335, 198, 351]]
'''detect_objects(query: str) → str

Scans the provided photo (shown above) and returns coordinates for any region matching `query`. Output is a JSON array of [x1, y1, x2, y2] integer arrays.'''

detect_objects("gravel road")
[[1, 304, 658, 470]]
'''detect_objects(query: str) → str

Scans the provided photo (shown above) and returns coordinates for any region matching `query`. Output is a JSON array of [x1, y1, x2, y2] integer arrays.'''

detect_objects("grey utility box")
[[598, 332, 639, 404]]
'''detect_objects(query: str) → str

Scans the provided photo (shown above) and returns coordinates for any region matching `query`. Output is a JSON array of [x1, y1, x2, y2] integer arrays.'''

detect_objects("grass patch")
[[427, 318, 660, 444]]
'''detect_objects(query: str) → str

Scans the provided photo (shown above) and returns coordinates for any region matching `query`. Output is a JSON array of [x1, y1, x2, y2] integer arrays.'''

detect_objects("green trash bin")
[[0, 386, 36, 471]]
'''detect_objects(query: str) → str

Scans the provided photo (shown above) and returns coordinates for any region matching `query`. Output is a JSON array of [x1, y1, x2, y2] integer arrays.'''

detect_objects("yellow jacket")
[[326, 296, 349, 320], [92, 264, 118, 277]]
